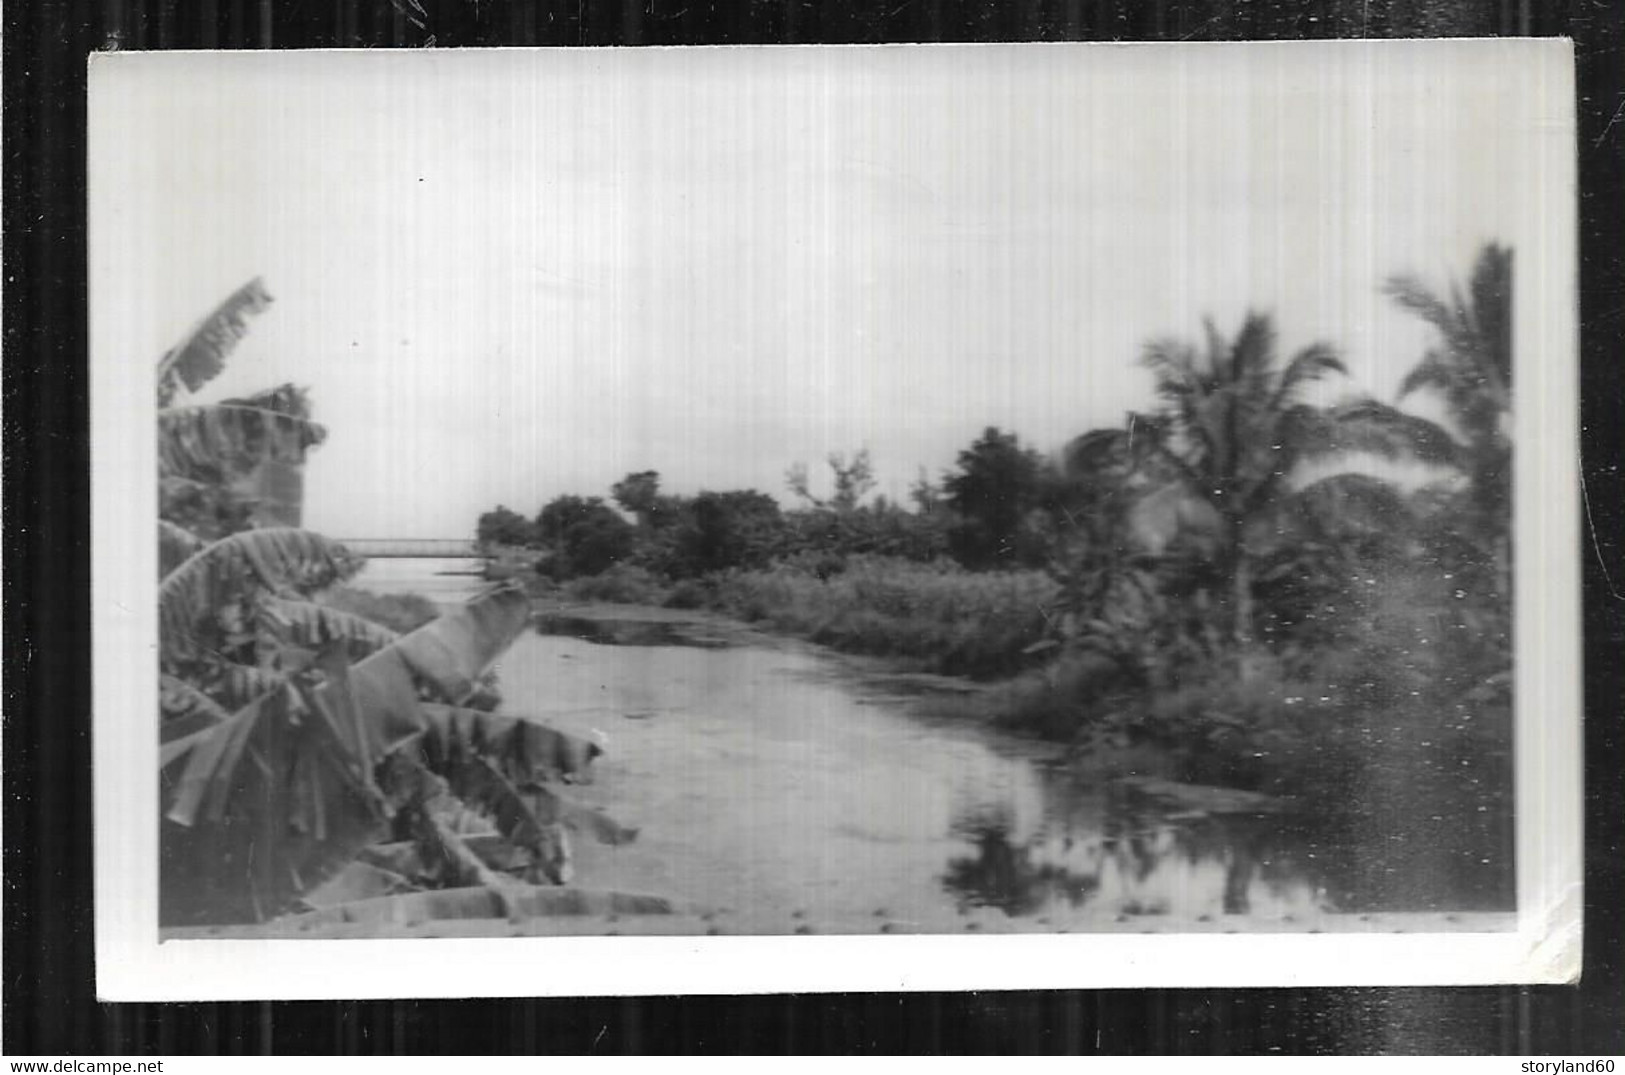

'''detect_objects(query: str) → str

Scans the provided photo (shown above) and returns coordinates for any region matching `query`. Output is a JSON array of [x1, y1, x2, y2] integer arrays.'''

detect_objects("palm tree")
[[1131, 311, 1453, 664], [1383, 243, 1513, 591]]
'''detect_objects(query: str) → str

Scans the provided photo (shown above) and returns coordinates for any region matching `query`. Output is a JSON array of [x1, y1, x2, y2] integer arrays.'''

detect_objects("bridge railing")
[[336, 539, 485, 559]]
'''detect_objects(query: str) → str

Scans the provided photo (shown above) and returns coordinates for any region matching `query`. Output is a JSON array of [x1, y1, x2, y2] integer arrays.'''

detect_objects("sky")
[[93, 42, 1565, 538]]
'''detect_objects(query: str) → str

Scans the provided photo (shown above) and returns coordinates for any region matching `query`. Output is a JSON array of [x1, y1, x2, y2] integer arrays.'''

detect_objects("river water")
[[350, 558, 1512, 932], [350, 556, 492, 604]]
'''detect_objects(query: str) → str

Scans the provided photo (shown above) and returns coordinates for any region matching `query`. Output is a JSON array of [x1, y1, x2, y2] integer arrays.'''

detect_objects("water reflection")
[[350, 556, 490, 605], [943, 770, 1332, 920], [532, 613, 731, 649], [942, 757, 1514, 919]]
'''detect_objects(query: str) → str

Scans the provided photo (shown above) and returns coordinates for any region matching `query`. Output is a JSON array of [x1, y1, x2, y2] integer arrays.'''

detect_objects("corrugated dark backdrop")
[[4, 0, 1621, 1055]]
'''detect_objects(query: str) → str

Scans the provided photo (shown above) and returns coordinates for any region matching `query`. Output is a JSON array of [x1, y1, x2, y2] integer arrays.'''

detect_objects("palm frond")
[[1288, 472, 1412, 534], [1287, 399, 1462, 466], [1470, 244, 1514, 389], [1229, 311, 1279, 383], [1396, 349, 1465, 401], [160, 528, 363, 660], [1200, 317, 1228, 382], [1140, 339, 1202, 403], [155, 278, 275, 407], [1383, 274, 1460, 338], [160, 520, 207, 578], [1060, 428, 1131, 480], [1274, 343, 1347, 405], [1124, 412, 1205, 493], [1387, 245, 1514, 409]]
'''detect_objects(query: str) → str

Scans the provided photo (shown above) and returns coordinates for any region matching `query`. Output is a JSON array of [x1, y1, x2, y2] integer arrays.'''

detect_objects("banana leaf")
[[528, 783, 639, 847], [159, 521, 206, 578], [413, 805, 514, 891], [376, 718, 587, 885], [237, 457, 307, 528], [343, 647, 428, 761], [159, 673, 230, 741], [155, 277, 274, 407], [159, 585, 541, 924], [263, 596, 400, 661], [389, 584, 530, 702], [345, 585, 531, 757], [159, 679, 390, 926], [301, 861, 419, 908], [432, 755, 572, 885], [159, 404, 326, 477], [208, 664, 289, 712], [412, 709, 629, 846], [221, 383, 314, 419], [418, 703, 603, 788], [159, 527, 362, 660], [159, 405, 326, 529]]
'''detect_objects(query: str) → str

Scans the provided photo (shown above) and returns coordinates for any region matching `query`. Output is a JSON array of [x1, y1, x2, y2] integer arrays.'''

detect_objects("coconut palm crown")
[[1384, 243, 1513, 567], [1128, 310, 1455, 652]]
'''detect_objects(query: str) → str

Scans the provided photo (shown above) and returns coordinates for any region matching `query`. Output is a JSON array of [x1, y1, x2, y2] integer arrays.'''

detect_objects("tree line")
[[477, 430, 1074, 580], [479, 243, 1512, 696]]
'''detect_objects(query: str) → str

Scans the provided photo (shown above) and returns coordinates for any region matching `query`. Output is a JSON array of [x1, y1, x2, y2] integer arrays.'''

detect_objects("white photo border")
[[91, 39, 1581, 1000]]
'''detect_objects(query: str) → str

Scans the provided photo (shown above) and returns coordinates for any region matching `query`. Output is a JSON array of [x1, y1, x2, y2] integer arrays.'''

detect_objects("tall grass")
[[709, 555, 1059, 678]]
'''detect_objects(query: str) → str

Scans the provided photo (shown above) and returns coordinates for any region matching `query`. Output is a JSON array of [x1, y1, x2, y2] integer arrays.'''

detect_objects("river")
[[348, 558, 1513, 933]]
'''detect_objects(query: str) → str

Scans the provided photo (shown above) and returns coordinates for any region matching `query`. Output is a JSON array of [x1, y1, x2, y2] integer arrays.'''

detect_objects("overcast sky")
[[94, 42, 1561, 538]]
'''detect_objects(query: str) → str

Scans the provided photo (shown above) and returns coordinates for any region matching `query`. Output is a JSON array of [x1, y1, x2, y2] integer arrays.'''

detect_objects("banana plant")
[[156, 280, 633, 927]]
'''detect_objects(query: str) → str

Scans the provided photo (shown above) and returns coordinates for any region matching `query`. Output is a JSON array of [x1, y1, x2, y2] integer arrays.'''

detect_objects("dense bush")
[[943, 427, 1051, 569], [561, 563, 671, 605], [475, 504, 537, 548], [674, 490, 785, 576], [662, 577, 715, 610], [536, 494, 636, 577]]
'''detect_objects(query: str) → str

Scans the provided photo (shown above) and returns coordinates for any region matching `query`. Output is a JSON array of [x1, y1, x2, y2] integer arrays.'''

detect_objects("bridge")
[[337, 538, 484, 559]]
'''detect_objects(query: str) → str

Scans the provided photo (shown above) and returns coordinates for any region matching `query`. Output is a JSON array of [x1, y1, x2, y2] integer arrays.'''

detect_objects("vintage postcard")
[[90, 40, 1580, 999]]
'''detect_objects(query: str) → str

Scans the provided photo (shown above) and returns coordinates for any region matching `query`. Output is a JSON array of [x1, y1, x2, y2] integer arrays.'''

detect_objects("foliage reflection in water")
[[507, 609, 1510, 928], [941, 764, 1513, 920], [941, 779, 1329, 921]]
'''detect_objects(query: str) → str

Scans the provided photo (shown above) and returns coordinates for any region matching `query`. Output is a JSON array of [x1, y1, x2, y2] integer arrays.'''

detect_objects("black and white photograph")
[[89, 40, 1580, 997]]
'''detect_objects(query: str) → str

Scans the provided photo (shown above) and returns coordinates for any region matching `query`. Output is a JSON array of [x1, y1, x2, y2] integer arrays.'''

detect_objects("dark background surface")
[[5, 0, 1622, 1055]]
